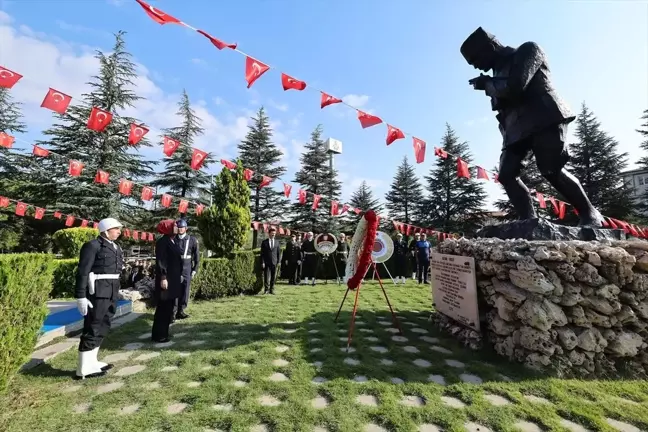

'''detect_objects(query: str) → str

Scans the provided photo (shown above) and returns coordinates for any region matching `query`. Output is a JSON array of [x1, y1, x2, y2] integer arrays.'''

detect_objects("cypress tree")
[[385, 156, 423, 225]]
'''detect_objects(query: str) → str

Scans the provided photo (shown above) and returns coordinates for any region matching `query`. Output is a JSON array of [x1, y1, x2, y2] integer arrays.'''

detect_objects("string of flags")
[[0, 194, 156, 242]]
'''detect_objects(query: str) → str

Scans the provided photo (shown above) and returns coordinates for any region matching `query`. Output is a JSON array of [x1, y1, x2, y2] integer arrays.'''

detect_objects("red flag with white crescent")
[[536, 192, 546, 208], [0, 132, 14, 149], [413, 137, 426, 164], [65, 215, 74, 227], [135, 0, 181, 25], [196, 29, 237, 50], [87, 107, 113, 132], [178, 199, 189, 213], [0, 66, 22, 88], [259, 175, 273, 188], [141, 186, 154, 201], [331, 200, 339, 216], [81, 219, 88, 228], [15, 202, 26, 216], [298, 189, 307, 204], [53, 211, 62, 219], [162, 136, 180, 157], [34, 207, 45, 220], [128, 123, 149, 145], [281, 73, 306, 91], [133, 230, 139, 240], [191, 148, 208, 170], [386, 124, 405, 145], [252, 221, 259, 230], [283, 183, 292, 198], [457, 158, 470, 178], [357, 110, 382, 129], [161, 194, 172, 208], [221, 159, 237, 170], [320, 92, 342, 109], [123, 228, 131, 239], [476, 166, 489, 181], [68, 160, 84, 177], [312, 194, 321, 210], [119, 179, 133, 196], [94, 170, 110, 184], [41, 88, 72, 114], [243, 169, 254, 181], [93, 222, 99, 229], [245, 56, 270, 89], [195, 204, 205, 216], [33, 145, 50, 157]]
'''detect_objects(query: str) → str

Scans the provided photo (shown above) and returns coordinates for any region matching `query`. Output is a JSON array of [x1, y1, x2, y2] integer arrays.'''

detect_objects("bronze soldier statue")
[[460, 27, 604, 227]]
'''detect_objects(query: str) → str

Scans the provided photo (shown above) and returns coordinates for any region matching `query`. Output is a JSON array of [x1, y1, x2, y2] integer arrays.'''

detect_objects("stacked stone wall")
[[435, 238, 648, 377]]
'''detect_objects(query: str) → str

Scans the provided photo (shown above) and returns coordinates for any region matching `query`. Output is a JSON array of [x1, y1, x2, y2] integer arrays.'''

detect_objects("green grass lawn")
[[2, 282, 648, 432]]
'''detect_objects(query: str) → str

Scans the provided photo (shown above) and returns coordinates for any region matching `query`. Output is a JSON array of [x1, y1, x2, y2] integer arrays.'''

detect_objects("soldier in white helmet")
[[74, 217, 124, 379]]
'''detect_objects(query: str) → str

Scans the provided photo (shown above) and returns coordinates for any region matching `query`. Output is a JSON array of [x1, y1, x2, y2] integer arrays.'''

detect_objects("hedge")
[[52, 227, 99, 258], [0, 254, 54, 393], [192, 250, 261, 299], [51, 259, 78, 298]]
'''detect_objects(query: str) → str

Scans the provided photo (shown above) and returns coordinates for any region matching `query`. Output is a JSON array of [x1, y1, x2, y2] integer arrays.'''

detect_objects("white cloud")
[[463, 116, 490, 128], [0, 14, 249, 163], [342, 94, 369, 109], [55, 20, 111, 38], [213, 96, 226, 106], [267, 99, 289, 112]]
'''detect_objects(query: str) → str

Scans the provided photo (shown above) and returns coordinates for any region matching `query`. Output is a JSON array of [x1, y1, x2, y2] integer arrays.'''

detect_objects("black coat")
[[75, 236, 124, 300], [393, 239, 408, 263], [261, 238, 281, 266], [155, 235, 183, 300]]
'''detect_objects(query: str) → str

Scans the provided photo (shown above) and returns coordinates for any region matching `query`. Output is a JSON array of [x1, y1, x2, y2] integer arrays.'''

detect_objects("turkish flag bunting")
[[286, 229, 291, 236], [178, 199, 189, 213], [40, 88, 72, 114], [413, 137, 426, 164], [281, 73, 306, 91], [0, 66, 22, 88], [68, 160, 84, 177], [141, 186, 154, 201], [87, 107, 113, 132], [221, 159, 237, 170], [128, 123, 149, 145], [245, 56, 270, 88], [357, 110, 382, 129], [161, 194, 172, 208], [558, 201, 566, 219], [457, 158, 470, 178], [196, 29, 237, 50], [33, 145, 50, 157], [536, 192, 546, 208], [191, 148, 208, 170], [53, 211, 62, 219], [312, 194, 321, 210], [135, 0, 181, 25], [320, 92, 342, 109], [252, 221, 259, 231], [163, 136, 180, 157], [549, 196, 559, 215], [191, 149, 207, 170], [392, 220, 400, 232], [341, 203, 349, 214], [195, 204, 205, 216], [95, 170, 110, 184], [65, 215, 74, 227], [119, 178, 133, 196], [434, 147, 448, 158], [123, 228, 131, 239], [477, 166, 489, 180], [34, 207, 45, 220], [279, 226, 284, 235], [331, 200, 339, 216], [93, 222, 99, 229], [283, 183, 292, 198], [0, 132, 14, 149], [243, 169, 254, 181], [405, 224, 412, 236], [14, 202, 26, 216], [263, 223, 268, 233], [259, 175, 273, 188], [386, 125, 405, 145], [133, 230, 139, 240], [354, 207, 362, 215], [298, 189, 306, 204], [605, 217, 617, 229], [81, 219, 88, 228], [148, 232, 154, 241], [630, 224, 641, 237]]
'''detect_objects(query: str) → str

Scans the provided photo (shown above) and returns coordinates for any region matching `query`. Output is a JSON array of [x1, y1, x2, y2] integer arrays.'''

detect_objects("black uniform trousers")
[[264, 264, 277, 293], [175, 275, 191, 316], [152, 294, 175, 341], [410, 255, 418, 277], [79, 291, 117, 352], [394, 257, 408, 278], [418, 259, 430, 284]]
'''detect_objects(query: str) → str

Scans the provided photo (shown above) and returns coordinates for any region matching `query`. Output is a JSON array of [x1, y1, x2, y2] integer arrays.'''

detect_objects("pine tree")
[[34, 31, 156, 223], [385, 156, 423, 225], [419, 124, 487, 234], [197, 162, 250, 257], [0, 87, 27, 189], [348, 181, 383, 225], [237, 107, 288, 247], [566, 103, 635, 220], [636, 109, 648, 167], [291, 125, 342, 233]]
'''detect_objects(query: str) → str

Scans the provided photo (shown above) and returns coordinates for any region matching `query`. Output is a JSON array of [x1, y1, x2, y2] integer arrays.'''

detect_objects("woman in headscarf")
[[151, 219, 183, 342]]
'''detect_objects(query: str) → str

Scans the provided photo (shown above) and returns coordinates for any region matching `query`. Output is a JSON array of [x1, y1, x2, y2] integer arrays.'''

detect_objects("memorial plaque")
[[430, 253, 480, 331]]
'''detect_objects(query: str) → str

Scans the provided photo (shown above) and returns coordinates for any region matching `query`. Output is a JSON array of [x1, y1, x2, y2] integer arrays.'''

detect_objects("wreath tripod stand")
[[334, 259, 403, 352]]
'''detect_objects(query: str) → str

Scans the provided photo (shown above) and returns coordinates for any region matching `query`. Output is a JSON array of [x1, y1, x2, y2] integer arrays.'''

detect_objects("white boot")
[[412, 272, 416, 280], [401, 277, 407, 284], [76, 350, 105, 379], [92, 347, 112, 371], [303, 277, 309, 285]]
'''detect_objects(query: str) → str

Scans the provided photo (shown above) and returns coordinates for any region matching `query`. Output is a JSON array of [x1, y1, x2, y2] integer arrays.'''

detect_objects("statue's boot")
[[545, 169, 605, 227], [502, 176, 537, 220]]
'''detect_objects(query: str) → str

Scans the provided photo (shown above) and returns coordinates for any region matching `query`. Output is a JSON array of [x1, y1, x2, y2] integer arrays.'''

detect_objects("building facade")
[[621, 168, 648, 213]]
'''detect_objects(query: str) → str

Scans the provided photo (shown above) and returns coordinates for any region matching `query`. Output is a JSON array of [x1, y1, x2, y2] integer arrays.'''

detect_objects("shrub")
[[0, 254, 54, 393], [52, 227, 98, 258], [192, 250, 261, 299], [51, 259, 78, 298]]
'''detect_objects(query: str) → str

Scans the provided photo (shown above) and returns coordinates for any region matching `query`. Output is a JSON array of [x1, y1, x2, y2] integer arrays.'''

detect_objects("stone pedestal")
[[476, 218, 626, 242]]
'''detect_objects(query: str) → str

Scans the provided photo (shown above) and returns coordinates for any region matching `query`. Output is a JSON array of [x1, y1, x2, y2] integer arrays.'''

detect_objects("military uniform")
[[173, 233, 199, 318], [335, 240, 348, 282], [282, 239, 295, 283], [291, 239, 302, 284], [301, 238, 317, 284], [408, 237, 419, 280], [393, 237, 408, 283]]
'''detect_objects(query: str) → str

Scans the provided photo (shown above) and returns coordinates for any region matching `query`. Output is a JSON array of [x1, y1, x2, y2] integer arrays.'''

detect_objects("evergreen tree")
[[197, 162, 250, 257], [384, 156, 423, 225], [237, 107, 288, 247], [419, 124, 487, 234], [151, 90, 210, 215], [291, 125, 342, 233], [34, 31, 156, 223], [0, 87, 27, 190], [348, 181, 383, 226], [636, 109, 648, 167], [566, 103, 635, 220]]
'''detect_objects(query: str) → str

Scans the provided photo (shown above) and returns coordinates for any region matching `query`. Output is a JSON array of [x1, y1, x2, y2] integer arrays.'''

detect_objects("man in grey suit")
[[261, 227, 281, 295]]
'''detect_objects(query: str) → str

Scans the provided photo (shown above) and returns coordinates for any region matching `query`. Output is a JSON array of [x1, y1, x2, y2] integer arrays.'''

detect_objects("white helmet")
[[98, 217, 123, 233]]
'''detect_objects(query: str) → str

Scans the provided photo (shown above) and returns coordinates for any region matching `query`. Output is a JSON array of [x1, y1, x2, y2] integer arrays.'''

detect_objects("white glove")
[[77, 298, 93, 316], [262, 262, 265, 269], [191, 271, 196, 278], [161, 279, 168, 290]]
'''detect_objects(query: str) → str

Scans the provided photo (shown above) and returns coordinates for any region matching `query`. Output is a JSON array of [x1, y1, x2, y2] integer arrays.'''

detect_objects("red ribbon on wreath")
[[347, 209, 379, 290]]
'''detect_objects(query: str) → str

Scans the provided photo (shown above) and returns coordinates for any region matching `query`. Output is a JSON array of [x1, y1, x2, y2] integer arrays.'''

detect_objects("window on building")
[[639, 176, 645, 186]]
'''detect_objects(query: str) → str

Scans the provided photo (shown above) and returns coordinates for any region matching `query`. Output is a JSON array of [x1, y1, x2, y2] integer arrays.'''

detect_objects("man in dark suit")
[[261, 227, 281, 294]]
